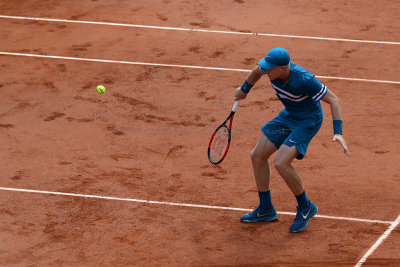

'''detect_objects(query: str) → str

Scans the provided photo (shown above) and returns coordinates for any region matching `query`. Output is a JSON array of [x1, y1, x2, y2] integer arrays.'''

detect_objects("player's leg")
[[241, 113, 292, 223], [274, 144, 304, 195], [251, 133, 277, 192], [274, 145, 318, 233], [241, 134, 278, 223]]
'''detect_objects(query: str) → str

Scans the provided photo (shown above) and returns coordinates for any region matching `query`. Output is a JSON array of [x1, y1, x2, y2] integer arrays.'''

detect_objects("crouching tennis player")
[[235, 47, 350, 232]]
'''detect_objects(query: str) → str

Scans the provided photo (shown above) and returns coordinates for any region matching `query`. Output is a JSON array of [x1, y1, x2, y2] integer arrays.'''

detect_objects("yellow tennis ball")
[[96, 85, 105, 94]]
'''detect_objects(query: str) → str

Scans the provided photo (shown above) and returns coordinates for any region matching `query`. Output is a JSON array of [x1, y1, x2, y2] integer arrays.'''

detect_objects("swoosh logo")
[[300, 208, 311, 219], [257, 213, 271, 217], [289, 139, 296, 143]]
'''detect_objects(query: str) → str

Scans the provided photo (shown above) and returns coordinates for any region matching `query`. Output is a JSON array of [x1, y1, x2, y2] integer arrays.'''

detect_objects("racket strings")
[[209, 127, 230, 163]]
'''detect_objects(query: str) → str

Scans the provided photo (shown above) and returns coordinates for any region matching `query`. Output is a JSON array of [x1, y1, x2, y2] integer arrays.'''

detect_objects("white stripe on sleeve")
[[312, 85, 328, 101]]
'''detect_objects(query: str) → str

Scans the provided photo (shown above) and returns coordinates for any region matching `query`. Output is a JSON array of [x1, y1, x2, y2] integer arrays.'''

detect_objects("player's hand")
[[234, 87, 247, 101], [332, 134, 350, 155]]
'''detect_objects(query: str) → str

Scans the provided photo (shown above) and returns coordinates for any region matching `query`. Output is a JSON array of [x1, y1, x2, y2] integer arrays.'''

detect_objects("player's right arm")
[[234, 66, 263, 101]]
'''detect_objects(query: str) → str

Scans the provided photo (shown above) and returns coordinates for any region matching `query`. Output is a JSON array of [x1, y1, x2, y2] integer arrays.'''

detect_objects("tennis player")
[[235, 47, 349, 232]]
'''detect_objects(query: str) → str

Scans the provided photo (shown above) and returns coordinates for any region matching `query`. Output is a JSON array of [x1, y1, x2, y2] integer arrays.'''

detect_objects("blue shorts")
[[261, 111, 323, 160]]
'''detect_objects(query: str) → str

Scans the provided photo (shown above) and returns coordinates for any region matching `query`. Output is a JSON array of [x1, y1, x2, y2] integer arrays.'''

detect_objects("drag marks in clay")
[[43, 112, 65, 121], [0, 123, 15, 129], [105, 125, 124, 136], [200, 164, 227, 180], [166, 145, 185, 158], [133, 114, 173, 124], [112, 92, 157, 111]]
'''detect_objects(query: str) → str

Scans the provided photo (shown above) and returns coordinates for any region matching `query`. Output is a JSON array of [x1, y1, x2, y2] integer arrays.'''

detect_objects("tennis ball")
[[96, 85, 106, 94]]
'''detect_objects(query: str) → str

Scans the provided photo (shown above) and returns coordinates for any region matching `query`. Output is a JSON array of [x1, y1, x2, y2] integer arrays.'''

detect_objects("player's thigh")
[[251, 133, 278, 160], [274, 144, 298, 166]]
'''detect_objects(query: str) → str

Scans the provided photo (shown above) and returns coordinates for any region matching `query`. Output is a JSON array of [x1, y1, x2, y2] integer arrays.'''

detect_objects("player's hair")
[[281, 63, 291, 72]]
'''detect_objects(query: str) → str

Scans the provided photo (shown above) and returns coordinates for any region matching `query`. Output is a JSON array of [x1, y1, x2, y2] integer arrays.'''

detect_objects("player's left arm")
[[321, 89, 350, 155]]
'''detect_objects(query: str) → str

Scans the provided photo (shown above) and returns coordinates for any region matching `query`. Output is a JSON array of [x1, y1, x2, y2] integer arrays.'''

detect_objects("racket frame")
[[208, 101, 239, 164]]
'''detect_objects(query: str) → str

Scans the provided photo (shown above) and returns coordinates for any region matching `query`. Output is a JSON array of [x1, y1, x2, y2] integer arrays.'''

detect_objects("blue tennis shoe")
[[289, 201, 318, 232], [241, 206, 278, 223]]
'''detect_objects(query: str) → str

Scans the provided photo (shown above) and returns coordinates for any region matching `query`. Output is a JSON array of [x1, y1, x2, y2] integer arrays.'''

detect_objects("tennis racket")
[[208, 100, 240, 164]]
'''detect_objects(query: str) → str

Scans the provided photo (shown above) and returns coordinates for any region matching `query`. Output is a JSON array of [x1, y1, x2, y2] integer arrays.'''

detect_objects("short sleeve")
[[303, 77, 328, 102]]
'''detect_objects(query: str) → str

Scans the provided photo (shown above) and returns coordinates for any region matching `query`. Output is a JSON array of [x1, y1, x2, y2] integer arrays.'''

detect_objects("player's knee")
[[250, 149, 258, 161], [250, 149, 267, 165], [274, 156, 288, 172]]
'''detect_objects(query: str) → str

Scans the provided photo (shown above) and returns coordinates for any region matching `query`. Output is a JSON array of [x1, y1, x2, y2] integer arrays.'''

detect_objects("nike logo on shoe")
[[257, 212, 272, 217], [300, 208, 311, 219]]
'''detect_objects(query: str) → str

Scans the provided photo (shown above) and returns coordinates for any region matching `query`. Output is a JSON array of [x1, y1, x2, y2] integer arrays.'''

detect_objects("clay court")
[[1, 0, 399, 266]]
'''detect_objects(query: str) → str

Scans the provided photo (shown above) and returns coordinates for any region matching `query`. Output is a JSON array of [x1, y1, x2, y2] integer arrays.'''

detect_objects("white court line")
[[355, 215, 400, 266], [0, 52, 248, 72], [0, 187, 393, 225], [0, 15, 399, 45], [1, 52, 400, 85]]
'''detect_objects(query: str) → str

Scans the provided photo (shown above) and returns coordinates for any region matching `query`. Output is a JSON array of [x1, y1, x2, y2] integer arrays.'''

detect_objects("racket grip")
[[232, 100, 240, 112]]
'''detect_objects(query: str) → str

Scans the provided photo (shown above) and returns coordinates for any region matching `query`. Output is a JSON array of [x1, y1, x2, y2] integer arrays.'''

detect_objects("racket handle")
[[232, 100, 240, 112]]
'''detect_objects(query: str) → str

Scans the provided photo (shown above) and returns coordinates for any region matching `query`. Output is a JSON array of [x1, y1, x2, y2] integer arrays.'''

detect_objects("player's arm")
[[321, 90, 350, 155], [234, 66, 263, 101]]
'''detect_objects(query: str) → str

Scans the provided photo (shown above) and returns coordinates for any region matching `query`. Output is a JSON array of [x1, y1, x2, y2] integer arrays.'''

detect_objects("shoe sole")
[[290, 205, 318, 233], [241, 214, 278, 223]]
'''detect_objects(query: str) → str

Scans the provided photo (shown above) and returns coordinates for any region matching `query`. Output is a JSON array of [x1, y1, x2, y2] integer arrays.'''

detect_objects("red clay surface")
[[0, 0, 399, 266]]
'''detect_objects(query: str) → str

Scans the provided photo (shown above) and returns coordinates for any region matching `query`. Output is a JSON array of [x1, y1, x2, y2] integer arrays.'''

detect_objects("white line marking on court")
[[355, 214, 400, 266], [0, 187, 393, 225], [0, 15, 399, 45], [0, 52, 248, 72], [1, 52, 400, 85]]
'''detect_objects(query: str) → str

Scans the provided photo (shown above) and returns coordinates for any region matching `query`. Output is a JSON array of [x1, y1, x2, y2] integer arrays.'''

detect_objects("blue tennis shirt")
[[259, 62, 328, 120]]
